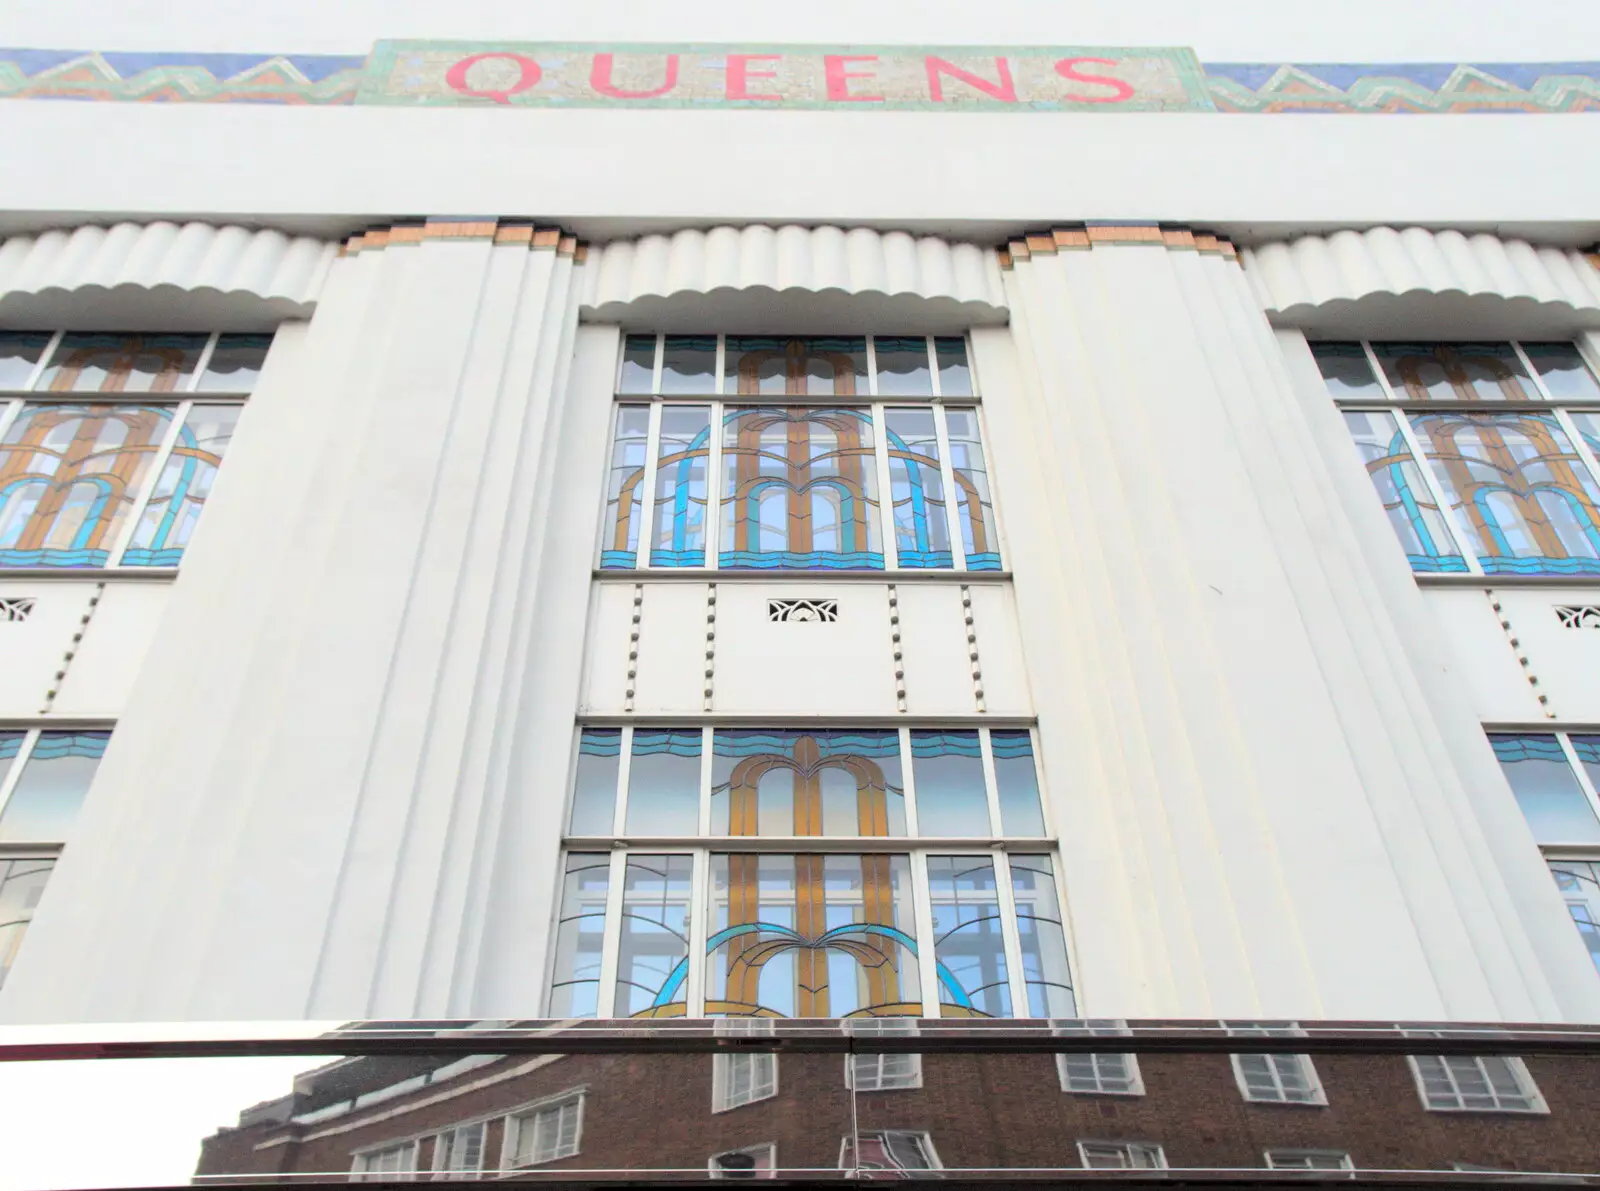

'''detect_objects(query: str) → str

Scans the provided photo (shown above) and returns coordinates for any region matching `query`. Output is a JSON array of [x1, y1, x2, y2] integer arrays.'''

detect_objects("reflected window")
[[1409, 1053, 1545, 1113], [1055, 1020, 1143, 1096], [1266, 1151, 1354, 1172], [713, 1017, 778, 1111], [709, 1144, 777, 1179], [614, 854, 693, 1018], [884, 407, 951, 569], [506, 1094, 584, 1165], [351, 1141, 418, 1181], [1549, 859, 1600, 975], [431, 1122, 485, 1177], [651, 405, 711, 567], [845, 1016, 922, 1091], [1078, 1141, 1167, 1170], [841, 1131, 941, 1174], [546, 854, 610, 1018], [927, 854, 1011, 1018], [1225, 1022, 1325, 1105]]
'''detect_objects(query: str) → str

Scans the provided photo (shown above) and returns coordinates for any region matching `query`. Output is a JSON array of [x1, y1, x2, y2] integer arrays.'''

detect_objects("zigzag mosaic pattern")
[[0, 47, 1598, 111], [1205, 61, 1600, 112]]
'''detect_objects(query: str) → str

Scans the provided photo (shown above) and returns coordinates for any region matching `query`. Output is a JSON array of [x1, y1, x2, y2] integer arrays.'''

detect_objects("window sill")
[[0, 568, 180, 582], [594, 569, 1011, 583], [1413, 573, 1600, 588]]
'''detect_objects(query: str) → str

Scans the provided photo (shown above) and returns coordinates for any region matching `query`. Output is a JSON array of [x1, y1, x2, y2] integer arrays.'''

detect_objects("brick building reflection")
[[195, 1022, 1600, 1181]]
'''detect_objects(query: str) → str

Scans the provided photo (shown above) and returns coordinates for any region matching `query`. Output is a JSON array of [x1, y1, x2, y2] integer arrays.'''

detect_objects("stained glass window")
[[724, 337, 867, 397], [707, 852, 922, 1018], [626, 729, 701, 836], [1342, 410, 1467, 573], [1011, 854, 1075, 1016], [1549, 859, 1600, 976], [874, 338, 933, 397], [1488, 733, 1600, 845], [661, 336, 717, 394], [910, 731, 989, 836], [0, 731, 110, 845], [650, 405, 710, 567], [615, 853, 693, 1017], [1411, 412, 1600, 575], [1524, 343, 1600, 401], [992, 732, 1046, 837], [568, 729, 621, 836], [547, 853, 611, 1017], [0, 333, 51, 390], [884, 408, 951, 569], [1374, 342, 1536, 403], [711, 730, 905, 837], [0, 404, 174, 567], [196, 334, 272, 393], [618, 334, 657, 395], [1311, 342, 1387, 401], [927, 855, 1010, 1018], [600, 405, 650, 569], [720, 407, 883, 570], [0, 856, 54, 989], [121, 404, 242, 567], [946, 409, 1001, 570], [39, 333, 207, 393]]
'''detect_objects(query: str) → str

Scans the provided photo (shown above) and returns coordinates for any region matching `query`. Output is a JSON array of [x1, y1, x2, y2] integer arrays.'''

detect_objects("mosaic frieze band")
[[0, 43, 1596, 112]]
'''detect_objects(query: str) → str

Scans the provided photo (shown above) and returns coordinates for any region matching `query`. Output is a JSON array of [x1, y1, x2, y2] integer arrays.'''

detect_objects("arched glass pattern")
[[724, 337, 867, 397], [121, 404, 241, 566], [39, 333, 206, 393], [884, 408, 951, 568], [1374, 342, 1536, 402], [600, 405, 650, 569], [650, 406, 710, 566], [1412, 412, 1600, 575], [1342, 410, 1467, 572], [720, 408, 883, 569], [712, 731, 905, 837], [707, 852, 922, 1018], [0, 404, 173, 566], [946, 408, 1001, 570]]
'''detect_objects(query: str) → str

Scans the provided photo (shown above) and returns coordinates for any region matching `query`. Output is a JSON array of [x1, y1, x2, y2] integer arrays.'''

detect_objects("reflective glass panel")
[[936, 337, 974, 396], [650, 405, 710, 567], [873, 337, 933, 397], [1375, 342, 1536, 402], [911, 731, 989, 837], [0, 856, 53, 988], [992, 731, 1046, 836], [615, 853, 693, 1018], [1411, 412, 1600, 575], [197, 334, 272, 393], [883, 407, 951, 569], [1489, 733, 1600, 844], [121, 403, 241, 567], [1011, 854, 1074, 1016], [40, 333, 206, 393], [0, 332, 52, 389], [1342, 410, 1467, 573], [946, 408, 1001, 570], [0, 731, 109, 844], [660, 336, 717, 394], [599, 405, 650, 568], [1523, 342, 1600, 401], [720, 407, 883, 569], [618, 334, 656, 395], [626, 729, 701, 836], [547, 852, 611, 1016], [569, 729, 621, 836], [1548, 859, 1600, 976], [711, 730, 905, 837], [1310, 342, 1386, 401], [0, 404, 174, 567], [927, 854, 1011, 1018], [0, 732, 23, 791], [724, 337, 867, 397], [707, 852, 921, 1017]]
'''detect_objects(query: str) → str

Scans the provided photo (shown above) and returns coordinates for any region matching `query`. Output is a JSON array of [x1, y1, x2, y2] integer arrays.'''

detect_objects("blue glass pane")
[[626, 730, 701, 836], [650, 405, 710, 568], [927, 855, 1010, 1018], [991, 731, 1046, 837], [569, 729, 621, 836], [0, 731, 110, 845], [1490, 733, 1600, 845], [912, 730, 989, 837], [1011, 853, 1075, 1017], [711, 731, 904, 838], [884, 407, 952, 569]]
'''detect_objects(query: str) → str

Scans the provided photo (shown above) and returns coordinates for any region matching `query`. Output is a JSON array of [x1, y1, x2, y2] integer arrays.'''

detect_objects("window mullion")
[[188, 332, 220, 393], [909, 850, 940, 1018], [1550, 406, 1600, 494], [977, 728, 1004, 837], [597, 849, 628, 1018], [865, 336, 880, 398], [636, 402, 664, 572], [687, 846, 710, 1017], [931, 406, 966, 572], [0, 399, 27, 454], [900, 726, 920, 836], [108, 398, 190, 566], [926, 337, 942, 400], [705, 400, 725, 570], [0, 728, 41, 822], [1554, 732, 1600, 831], [871, 403, 900, 570], [991, 849, 1030, 1018], [651, 333, 665, 395], [613, 725, 634, 835], [1390, 407, 1484, 576], [1511, 341, 1556, 403], [24, 331, 63, 392]]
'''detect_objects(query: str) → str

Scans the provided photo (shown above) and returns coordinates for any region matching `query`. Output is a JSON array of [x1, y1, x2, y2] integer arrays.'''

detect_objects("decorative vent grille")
[[1556, 605, 1600, 629], [768, 598, 838, 623], [0, 597, 35, 622]]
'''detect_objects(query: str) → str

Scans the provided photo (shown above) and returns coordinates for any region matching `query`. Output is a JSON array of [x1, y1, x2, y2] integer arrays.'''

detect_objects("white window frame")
[[1076, 1141, 1168, 1170], [1053, 1019, 1144, 1096], [429, 1121, 486, 1180], [1265, 1150, 1354, 1173], [604, 333, 1003, 575], [840, 1130, 943, 1174], [708, 1142, 778, 1179], [0, 329, 256, 570], [844, 1017, 923, 1092], [350, 1140, 419, 1182], [1405, 1052, 1548, 1115], [499, 1091, 586, 1168], [1224, 1022, 1327, 1106], [1322, 337, 1600, 578], [712, 1017, 779, 1112]]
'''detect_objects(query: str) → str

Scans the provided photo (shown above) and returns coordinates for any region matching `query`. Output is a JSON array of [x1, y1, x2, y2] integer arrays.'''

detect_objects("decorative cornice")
[[0, 221, 336, 327], [1242, 227, 1600, 329], [998, 224, 1238, 269], [580, 224, 1007, 332]]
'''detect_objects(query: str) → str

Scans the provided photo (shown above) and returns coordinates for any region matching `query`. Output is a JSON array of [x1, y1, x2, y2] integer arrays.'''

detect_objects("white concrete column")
[[977, 227, 1600, 1022], [0, 222, 596, 1023]]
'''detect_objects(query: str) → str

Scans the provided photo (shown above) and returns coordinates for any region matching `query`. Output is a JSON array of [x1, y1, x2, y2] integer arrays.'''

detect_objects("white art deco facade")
[[0, 0, 1598, 1030]]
